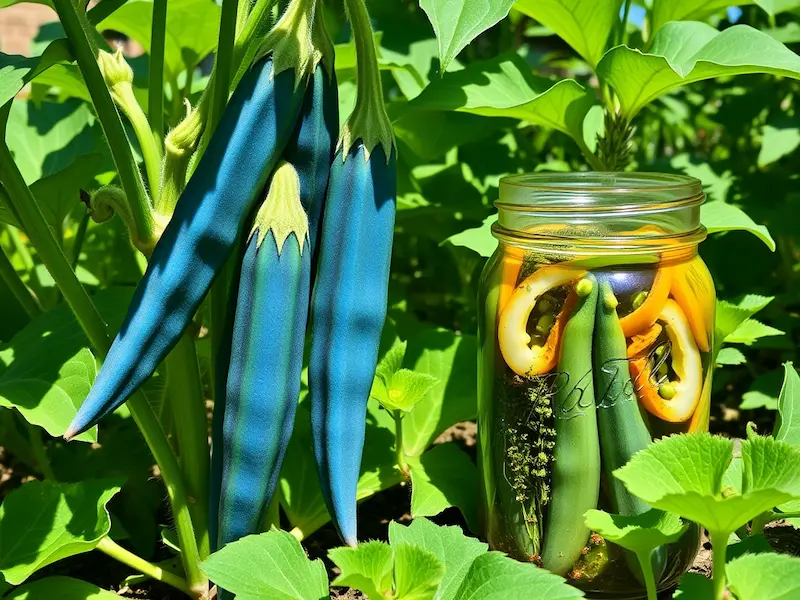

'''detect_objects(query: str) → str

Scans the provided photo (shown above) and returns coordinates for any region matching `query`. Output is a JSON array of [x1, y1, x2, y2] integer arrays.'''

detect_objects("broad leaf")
[[7, 576, 121, 599], [717, 347, 746, 366], [584, 509, 688, 557], [419, 0, 516, 73], [614, 433, 800, 536], [758, 124, 800, 166], [754, 0, 800, 15], [445, 215, 497, 258], [727, 553, 800, 599], [673, 572, 714, 598], [726, 319, 784, 346], [597, 22, 800, 119], [716, 295, 776, 353], [650, 1, 746, 35], [409, 54, 596, 146], [0, 479, 121, 584], [394, 544, 445, 600], [375, 369, 440, 413], [0, 39, 72, 107], [407, 443, 479, 531], [774, 363, 800, 447], [514, 0, 618, 67], [740, 369, 783, 411], [452, 552, 582, 599], [97, 0, 221, 79], [201, 530, 328, 600], [330, 541, 394, 599], [388, 518, 488, 600], [701, 201, 776, 251]]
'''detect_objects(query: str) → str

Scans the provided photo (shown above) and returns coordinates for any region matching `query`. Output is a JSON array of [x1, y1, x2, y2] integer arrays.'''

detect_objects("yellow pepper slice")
[[670, 255, 715, 353], [498, 246, 524, 316], [619, 267, 672, 337], [630, 300, 703, 423], [498, 266, 585, 377], [626, 323, 663, 358]]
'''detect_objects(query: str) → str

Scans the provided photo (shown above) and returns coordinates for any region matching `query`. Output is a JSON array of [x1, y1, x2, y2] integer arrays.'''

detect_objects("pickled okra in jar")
[[477, 173, 714, 599]]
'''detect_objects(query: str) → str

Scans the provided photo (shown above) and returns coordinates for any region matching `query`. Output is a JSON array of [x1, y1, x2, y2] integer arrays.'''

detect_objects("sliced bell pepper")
[[498, 246, 524, 316], [619, 267, 671, 337], [670, 255, 715, 353], [626, 323, 663, 359], [498, 266, 585, 377], [630, 300, 702, 423]]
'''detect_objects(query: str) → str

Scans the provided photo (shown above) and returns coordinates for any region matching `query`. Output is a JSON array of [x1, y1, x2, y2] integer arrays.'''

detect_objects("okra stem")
[[96, 536, 193, 596], [0, 142, 207, 597], [709, 530, 728, 600], [149, 0, 168, 147], [50, 0, 156, 250]]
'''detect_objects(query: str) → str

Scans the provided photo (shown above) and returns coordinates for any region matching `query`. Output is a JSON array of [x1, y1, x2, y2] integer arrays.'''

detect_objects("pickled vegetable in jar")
[[477, 173, 714, 599]]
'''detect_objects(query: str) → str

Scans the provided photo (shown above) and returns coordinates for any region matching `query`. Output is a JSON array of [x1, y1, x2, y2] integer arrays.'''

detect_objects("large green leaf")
[[701, 201, 776, 251], [584, 509, 688, 557], [758, 123, 800, 167], [445, 215, 497, 258], [755, 0, 800, 15], [650, 1, 746, 35], [407, 443, 478, 531], [201, 530, 328, 600], [597, 22, 800, 119], [388, 519, 488, 600], [8, 576, 122, 599], [408, 53, 596, 146], [0, 479, 121, 585], [0, 39, 72, 108], [727, 553, 800, 600], [419, 0, 516, 74], [97, 0, 221, 79], [775, 363, 800, 447], [514, 0, 618, 68]]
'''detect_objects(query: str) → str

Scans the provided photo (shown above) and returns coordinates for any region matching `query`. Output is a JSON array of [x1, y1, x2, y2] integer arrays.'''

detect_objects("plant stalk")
[[25, 420, 56, 480], [96, 536, 193, 596], [51, 0, 155, 248], [618, 0, 632, 46], [637, 550, 657, 600], [0, 142, 207, 598], [8, 225, 35, 271], [114, 87, 163, 204], [710, 530, 728, 600], [210, 0, 239, 132], [393, 411, 409, 478], [0, 238, 42, 318], [71, 211, 90, 269], [149, 0, 167, 148]]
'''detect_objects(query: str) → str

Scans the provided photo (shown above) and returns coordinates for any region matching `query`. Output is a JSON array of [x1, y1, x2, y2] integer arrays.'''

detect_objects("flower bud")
[[97, 49, 133, 90]]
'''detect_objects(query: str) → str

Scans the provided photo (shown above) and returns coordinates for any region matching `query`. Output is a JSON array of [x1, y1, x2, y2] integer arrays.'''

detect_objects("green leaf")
[[376, 338, 408, 381], [201, 530, 328, 600], [388, 518, 488, 600], [726, 319, 784, 346], [614, 433, 800, 537], [419, 0, 516, 73], [650, 1, 746, 35], [329, 541, 394, 599], [715, 296, 774, 351], [597, 22, 800, 119], [445, 215, 497, 258], [775, 363, 800, 447], [740, 368, 783, 410], [452, 552, 582, 599], [717, 347, 747, 366], [754, 0, 800, 16], [513, 0, 618, 67], [407, 443, 479, 531], [701, 201, 776, 251], [379, 369, 440, 413], [673, 572, 714, 598], [408, 54, 596, 145], [0, 479, 121, 584], [7, 576, 122, 599], [394, 544, 445, 600], [584, 509, 688, 557], [758, 124, 800, 167], [98, 0, 221, 79], [0, 39, 72, 107], [727, 553, 800, 599]]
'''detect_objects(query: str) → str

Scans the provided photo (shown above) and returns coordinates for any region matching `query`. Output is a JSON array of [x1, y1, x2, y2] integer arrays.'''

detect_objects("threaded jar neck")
[[494, 172, 706, 258]]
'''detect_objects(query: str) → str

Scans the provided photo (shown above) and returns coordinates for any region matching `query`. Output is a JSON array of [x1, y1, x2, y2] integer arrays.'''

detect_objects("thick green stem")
[[71, 212, 90, 269], [96, 536, 192, 596], [393, 411, 409, 478], [618, 0, 632, 46], [114, 88, 163, 203], [149, 0, 167, 148], [0, 142, 207, 598], [25, 420, 56, 480], [51, 0, 155, 249], [636, 550, 657, 600], [210, 0, 239, 132], [0, 237, 42, 318], [166, 333, 211, 559], [235, 0, 252, 37], [710, 530, 728, 600], [750, 511, 773, 535], [575, 136, 605, 171]]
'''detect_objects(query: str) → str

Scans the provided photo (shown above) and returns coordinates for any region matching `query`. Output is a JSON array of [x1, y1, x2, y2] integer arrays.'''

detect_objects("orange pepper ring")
[[498, 266, 585, 377], [626, 323, 663, 359], [619, 267, 672, 337]]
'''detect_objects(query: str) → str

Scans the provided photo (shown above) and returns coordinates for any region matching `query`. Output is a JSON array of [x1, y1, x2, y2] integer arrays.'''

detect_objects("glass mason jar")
[[477, 173, 715, 599]]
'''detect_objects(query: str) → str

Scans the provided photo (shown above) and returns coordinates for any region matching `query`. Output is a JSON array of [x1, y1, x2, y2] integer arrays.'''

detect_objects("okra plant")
[[0, 0, 799, 599]]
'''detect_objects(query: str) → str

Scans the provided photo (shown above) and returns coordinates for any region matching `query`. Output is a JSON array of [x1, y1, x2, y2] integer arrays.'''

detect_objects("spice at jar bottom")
[[477, 172, 715, 599]]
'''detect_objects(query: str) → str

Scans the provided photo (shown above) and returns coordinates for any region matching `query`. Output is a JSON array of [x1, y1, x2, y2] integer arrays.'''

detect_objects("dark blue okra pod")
[[208, 60, 337, 552], [66, 0, 327, 438], [309, 0, 396, 546]]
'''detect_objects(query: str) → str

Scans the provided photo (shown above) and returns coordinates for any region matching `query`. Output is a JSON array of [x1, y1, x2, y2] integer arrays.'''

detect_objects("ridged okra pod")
[[209, 59, 337, 551], [67, 0, 329, 438], [309, 0, 396, 546], [541, 274, 601, 575]]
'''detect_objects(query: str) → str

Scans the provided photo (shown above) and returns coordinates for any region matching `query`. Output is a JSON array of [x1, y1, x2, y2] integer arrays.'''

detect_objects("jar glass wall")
[[477, 173, 715, 599]]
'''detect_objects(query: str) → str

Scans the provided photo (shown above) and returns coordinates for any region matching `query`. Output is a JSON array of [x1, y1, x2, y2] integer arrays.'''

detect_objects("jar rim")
[[498, 172, 704, 213]]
